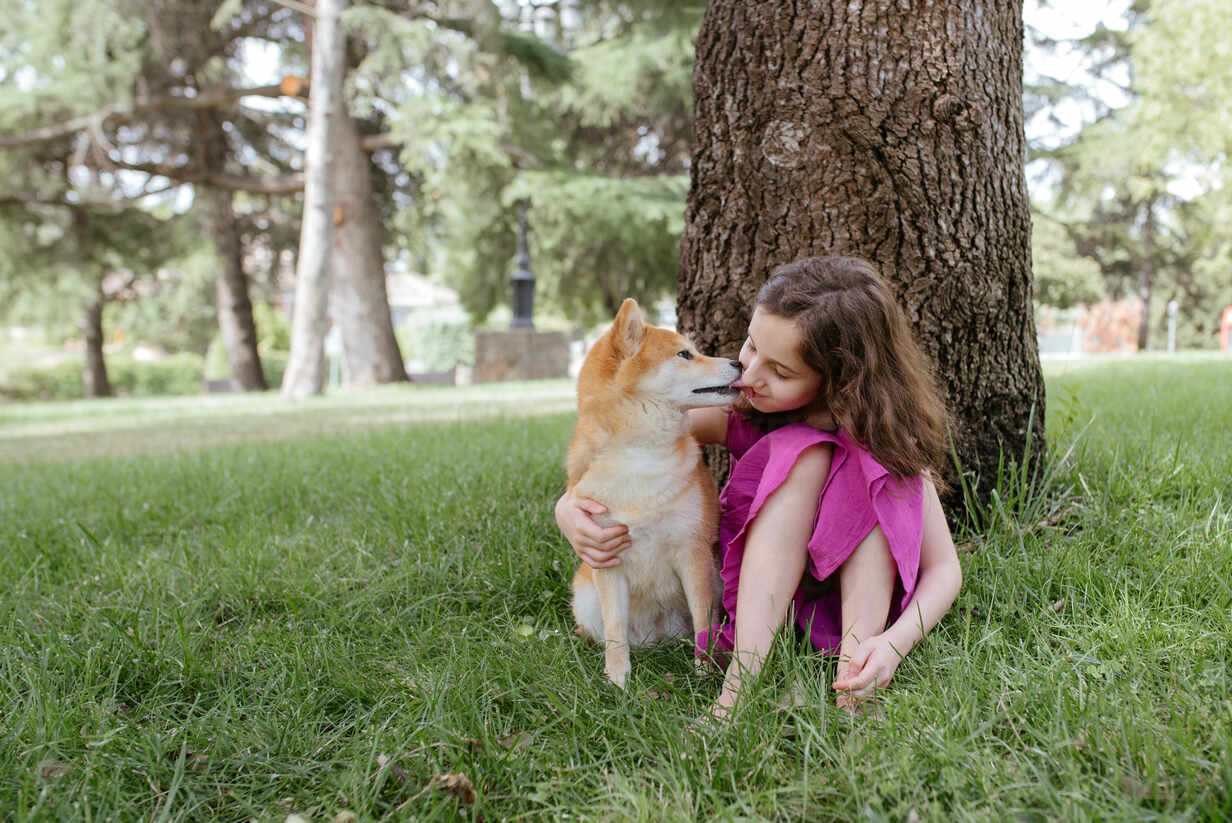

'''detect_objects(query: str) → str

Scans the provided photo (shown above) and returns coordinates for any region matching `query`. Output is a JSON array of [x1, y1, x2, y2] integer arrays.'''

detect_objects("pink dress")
[[696, 413, 924, 661]]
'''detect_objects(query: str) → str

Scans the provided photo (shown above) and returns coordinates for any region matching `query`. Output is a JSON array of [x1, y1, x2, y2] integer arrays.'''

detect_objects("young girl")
[[556, 256, 963, 714]]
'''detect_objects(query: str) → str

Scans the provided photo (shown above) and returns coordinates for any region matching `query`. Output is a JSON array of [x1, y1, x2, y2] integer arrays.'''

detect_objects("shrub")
[[111, 353, 205, 397], [1, 353, 206, 401], [252, 302, 292, 352], [200, 342, 288, 390], [400, 317, 474, 372], [1, 361, 84, 401], [261, 350, 289, 389], [204, 336, 230, 380]]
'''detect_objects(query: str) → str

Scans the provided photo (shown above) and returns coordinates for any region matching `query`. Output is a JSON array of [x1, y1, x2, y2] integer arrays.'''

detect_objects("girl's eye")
[[677, 350, 693, 360]]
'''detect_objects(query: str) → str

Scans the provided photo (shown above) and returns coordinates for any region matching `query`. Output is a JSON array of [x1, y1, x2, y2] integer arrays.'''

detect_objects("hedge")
[[0, 351, 289, 401]]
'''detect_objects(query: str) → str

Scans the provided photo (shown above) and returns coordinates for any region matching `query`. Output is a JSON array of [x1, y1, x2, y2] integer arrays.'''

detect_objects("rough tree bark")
[[81, 287, 113, 399], [201, 186, 268, 391], [678, 0, 1045, 503], [282, 0, 347, 398], [330, 109, 409, 386]]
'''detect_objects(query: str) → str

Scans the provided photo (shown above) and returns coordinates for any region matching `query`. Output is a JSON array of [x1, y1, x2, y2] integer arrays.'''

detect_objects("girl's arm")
[[832, 477, 962, 698], [688, 407, 729, 445], [555, 492, 630, 568]]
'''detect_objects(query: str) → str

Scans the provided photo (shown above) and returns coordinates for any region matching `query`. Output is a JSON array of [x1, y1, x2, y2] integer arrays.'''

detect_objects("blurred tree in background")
[[353, 0, 697, 327], [2, 0, 696, 396], [1026, 0, 1232, 350], [3, 1, 1231, 402], [0, 0, 304, 392]]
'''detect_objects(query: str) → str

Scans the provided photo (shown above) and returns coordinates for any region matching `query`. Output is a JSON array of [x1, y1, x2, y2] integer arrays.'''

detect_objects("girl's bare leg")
[[714, 528, 808, 716], [836, 525, 895, 709], [712, 446, 829, 718]]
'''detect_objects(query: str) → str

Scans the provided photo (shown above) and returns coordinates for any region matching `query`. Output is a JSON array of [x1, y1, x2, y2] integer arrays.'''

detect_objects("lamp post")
[[511, 199, 535, 329]]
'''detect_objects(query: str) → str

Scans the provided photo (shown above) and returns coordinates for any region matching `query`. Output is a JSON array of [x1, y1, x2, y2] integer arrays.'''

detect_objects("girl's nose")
[[744, 360, 766, 388]]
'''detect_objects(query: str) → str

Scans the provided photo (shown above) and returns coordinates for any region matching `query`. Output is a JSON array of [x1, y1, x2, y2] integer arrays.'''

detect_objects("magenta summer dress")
[[696, 412, 924, 661]]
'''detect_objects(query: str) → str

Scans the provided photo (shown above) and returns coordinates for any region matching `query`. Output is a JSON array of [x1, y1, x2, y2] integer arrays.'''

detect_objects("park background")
[[2, 0, 1231, 398], [2, 1, 1231, 821]]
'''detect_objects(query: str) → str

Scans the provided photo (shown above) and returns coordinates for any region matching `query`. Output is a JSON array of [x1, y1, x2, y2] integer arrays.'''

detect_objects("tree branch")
[[357, 132, 543, 168], [0, 192, 128, 211], [103, 156, 307, 194], [206, 172, 305, 195], [269, 0, 317, 18], [0, 84, 295, 149], [359, 133, 401, 151]]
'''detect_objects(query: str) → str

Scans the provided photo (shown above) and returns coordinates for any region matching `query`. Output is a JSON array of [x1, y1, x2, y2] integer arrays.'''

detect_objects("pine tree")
[[352, 1, 699, 326], [1027, 0, 1232, 349]]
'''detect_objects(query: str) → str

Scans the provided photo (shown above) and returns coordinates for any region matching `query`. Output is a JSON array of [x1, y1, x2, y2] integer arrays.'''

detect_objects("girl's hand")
[[832, 633, 903, 708], [554, 493, 631, 568]]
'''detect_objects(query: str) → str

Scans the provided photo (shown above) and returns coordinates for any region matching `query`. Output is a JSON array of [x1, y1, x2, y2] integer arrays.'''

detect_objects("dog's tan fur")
[[568, 298, 741, 688]]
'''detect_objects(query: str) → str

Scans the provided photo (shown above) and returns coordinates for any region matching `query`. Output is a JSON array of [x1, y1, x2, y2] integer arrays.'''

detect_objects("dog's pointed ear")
[[611, 298, 645, 358]]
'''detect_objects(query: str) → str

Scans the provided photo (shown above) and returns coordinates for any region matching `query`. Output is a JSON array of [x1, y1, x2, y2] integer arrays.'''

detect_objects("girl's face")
[[735, 307, 823, 415]]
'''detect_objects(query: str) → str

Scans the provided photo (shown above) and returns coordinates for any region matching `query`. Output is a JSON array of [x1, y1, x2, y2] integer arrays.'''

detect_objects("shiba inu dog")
[[567, 298, 742, 688]]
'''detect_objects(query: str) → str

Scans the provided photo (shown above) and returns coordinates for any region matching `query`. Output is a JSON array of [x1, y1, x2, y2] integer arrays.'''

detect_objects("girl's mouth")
[[733, 381, 761, 400]]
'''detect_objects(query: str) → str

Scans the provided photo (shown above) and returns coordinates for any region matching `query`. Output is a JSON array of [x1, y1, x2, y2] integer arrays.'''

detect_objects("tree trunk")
[[203, 187, 268, 391], [330, 109, 409, 386], [282, 0, 347, 398], [1136, 197, 1156, 352], [678, 0, 1045, 504], [81, 289, 113, 398]]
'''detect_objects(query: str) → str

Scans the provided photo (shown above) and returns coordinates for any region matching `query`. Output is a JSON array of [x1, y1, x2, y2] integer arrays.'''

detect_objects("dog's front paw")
[[605, 663, 630, 690]]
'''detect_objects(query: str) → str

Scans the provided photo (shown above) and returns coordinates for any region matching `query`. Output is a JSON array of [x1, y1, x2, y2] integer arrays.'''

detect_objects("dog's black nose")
[[730, 360, 742, 371]]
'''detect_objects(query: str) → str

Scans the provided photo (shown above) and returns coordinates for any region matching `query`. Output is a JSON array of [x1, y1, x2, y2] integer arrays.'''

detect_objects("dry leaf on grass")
[[434, 773, 477, 804], [36, 758, 71, 780], [496, 731, 532, 751], [166, 749, 207, 772], [375, 753, 410, 786], [399, 772, 480, 814]]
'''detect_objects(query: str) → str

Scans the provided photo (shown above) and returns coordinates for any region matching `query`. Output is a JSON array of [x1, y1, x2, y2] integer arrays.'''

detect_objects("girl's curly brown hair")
[[735, 256, 951, 486]]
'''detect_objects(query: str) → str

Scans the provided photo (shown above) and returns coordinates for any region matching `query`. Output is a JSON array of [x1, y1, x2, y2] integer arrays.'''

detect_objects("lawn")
[[1, 359, 1230, 821]]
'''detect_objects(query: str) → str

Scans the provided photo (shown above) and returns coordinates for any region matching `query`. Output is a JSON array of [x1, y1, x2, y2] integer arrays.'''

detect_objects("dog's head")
[[578, 298, 742, 410]]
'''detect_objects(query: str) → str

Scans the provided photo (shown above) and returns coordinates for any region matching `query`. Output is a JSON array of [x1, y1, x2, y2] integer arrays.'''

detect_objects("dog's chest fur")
[[574, 437, 709, 592]]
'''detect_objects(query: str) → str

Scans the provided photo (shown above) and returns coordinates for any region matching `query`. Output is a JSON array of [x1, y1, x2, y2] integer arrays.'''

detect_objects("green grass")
[[0, 380, 576, 463], [1, 361, 1230, 821]]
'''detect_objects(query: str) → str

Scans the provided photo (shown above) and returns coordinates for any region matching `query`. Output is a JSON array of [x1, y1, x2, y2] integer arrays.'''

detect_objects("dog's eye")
[[677, 350, 694, 360]]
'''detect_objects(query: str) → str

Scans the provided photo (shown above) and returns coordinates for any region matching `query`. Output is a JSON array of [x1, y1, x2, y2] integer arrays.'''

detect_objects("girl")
[[556, 256, 963, 714]]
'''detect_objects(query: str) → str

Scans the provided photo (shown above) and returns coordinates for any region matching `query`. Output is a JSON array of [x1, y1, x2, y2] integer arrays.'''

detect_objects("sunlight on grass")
[[0, 379, 576, 463]]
